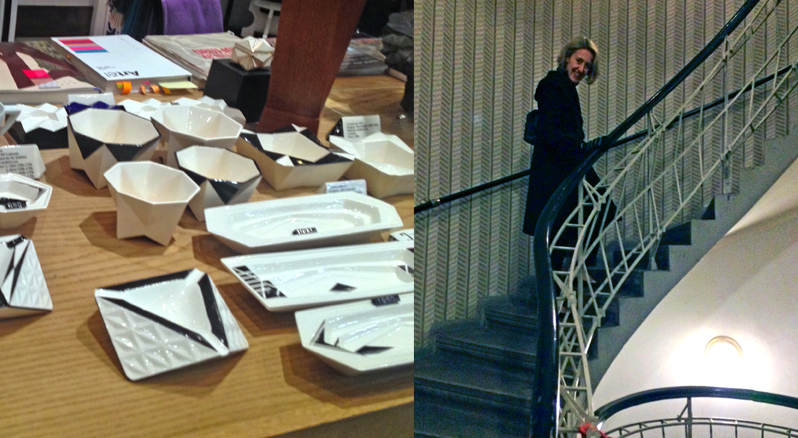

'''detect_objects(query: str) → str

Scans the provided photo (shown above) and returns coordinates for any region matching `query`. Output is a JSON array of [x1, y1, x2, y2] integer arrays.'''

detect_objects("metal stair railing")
[[594, 386, 798, 438], [531, 0, 798, 436]]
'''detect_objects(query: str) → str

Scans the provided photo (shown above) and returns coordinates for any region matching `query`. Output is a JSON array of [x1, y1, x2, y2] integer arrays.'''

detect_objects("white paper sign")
[[341, 115, 381, 140], [0, 145, 45, 179], [322, 179, 367, 195]]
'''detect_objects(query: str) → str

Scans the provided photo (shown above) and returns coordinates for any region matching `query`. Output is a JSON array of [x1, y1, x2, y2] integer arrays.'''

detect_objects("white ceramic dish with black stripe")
[[94, 269, 249, 381], [0, 235, 51, 319], [294, 293, 413, 375], [234, 125, 353, 190], [0, 173, 52, 229], [221, 240, 414, 311], [205, 192, 403, 254]]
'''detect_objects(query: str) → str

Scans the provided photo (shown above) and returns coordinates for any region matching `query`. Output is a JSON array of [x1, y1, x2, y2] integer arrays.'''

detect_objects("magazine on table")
[[0, 40, 98, 104]]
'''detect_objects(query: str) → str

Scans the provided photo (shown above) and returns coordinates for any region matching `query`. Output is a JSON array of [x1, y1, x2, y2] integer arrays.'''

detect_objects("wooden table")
[[0, 76, 413, 438]]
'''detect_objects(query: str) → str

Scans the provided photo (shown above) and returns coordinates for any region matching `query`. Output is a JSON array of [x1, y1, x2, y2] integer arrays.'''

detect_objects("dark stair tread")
[[415, 351, 534, 408], [414, 394, 528, 438], [482, 296, 538, 330], [434, 321, 538, 355]]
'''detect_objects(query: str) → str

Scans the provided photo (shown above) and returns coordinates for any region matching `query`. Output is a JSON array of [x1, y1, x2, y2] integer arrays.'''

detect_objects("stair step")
[[415, 350, 534, 412], [660, 222, 692, 245], [482, 296, 538, 332], [587, 267, 644, 297], [414, 393, 528, 438], [432, 321, 537, 369]]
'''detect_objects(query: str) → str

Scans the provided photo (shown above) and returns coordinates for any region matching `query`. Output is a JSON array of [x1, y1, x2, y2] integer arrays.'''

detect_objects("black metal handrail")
[[595, 386, 798, 422], [529, 1, 761, 436], [413, 53, 790, 217]]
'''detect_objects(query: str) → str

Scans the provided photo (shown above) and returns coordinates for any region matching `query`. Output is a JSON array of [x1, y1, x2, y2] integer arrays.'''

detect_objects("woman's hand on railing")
[[583, 135, 610, 152]]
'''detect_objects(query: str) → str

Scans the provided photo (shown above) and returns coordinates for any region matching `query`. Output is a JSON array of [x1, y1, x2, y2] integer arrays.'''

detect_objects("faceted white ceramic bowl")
[[68, 108, 161, 189], [235, 128, 352, 191], [329, 133, 414, 198], [175, 146, 261, 222], [150, 105, 242, 168], [104, 162, 199, 245], [0, 173, 52, 229]]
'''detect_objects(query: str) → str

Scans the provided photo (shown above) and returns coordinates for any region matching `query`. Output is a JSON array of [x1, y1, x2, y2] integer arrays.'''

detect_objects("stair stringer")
[[588, 126, 798, 388]]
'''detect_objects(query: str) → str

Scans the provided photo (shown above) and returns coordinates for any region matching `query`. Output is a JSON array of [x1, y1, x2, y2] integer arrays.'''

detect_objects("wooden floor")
[[0, 73, 414, 438]]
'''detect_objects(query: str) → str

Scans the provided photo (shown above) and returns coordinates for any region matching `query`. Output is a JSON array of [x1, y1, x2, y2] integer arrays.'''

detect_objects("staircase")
[[414, 126, 798, 437]]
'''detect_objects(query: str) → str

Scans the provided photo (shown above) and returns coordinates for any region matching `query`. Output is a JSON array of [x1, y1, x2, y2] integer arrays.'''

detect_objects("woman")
[[523, 36, 602, 237]]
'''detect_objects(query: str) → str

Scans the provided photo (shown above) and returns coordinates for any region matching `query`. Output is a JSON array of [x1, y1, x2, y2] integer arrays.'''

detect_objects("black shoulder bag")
[[524, 109, 540, 145]]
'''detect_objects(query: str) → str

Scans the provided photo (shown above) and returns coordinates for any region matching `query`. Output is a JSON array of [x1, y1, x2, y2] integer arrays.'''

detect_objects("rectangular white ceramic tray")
[[294, 292, 413, 375], [205, 192, 403, 253], [221, 240, 414, 311]]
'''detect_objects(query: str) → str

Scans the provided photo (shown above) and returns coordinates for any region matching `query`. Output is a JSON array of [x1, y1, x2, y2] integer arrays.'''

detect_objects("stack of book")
[[143, 33, 243, 87]]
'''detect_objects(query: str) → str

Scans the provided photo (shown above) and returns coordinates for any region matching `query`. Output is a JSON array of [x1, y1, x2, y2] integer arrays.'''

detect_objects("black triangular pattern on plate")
[[103, 270, 193, 292], [271, 125, 298, 134], [330, 283, 356, 292], [7, 242, 29, 304], [298, 128, 324, 147], [357, 345, 393, 355], [407, 248, 415, 254], [101, 297, 218, 351], [232, 266, 286, 298], [208, 179, 244, 205], [198, 273, 228, 348], [104, 143, 144, 162], [72, 129, 107, 159]]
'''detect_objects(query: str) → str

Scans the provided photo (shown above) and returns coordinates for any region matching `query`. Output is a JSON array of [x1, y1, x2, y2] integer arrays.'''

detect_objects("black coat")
[[523, 68, 590, 235]]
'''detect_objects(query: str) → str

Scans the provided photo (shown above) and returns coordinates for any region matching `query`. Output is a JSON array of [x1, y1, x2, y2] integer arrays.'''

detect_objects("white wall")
[[594, 156, 798, 430]]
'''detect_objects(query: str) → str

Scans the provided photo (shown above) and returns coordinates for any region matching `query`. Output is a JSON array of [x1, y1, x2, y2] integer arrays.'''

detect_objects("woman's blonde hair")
[[557, 36, 599, 84]]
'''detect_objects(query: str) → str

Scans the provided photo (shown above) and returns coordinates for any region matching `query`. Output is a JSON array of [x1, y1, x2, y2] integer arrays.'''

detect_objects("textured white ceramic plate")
[[221, 241, 414, 311], [95, 269, 249, 381], [294, 293, 413, 375], [205, 192, 403, 254], [0, 173, 52, 228], [0, 235, 51, 319]]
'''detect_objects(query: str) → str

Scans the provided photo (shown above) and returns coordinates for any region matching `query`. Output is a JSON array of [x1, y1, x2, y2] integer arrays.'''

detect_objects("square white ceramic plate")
[[95, 269, 249, 381], [221, 240, 414, 311], [0, 235, 51, 318], [205, 192, 403, 254], [294, 293, 413, 375]]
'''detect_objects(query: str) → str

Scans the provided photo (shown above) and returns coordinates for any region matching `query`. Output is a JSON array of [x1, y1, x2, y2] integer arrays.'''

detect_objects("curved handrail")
[[412, 63, 792, 216], [530, 0, 762, 436], [595, 386, 798, 422]]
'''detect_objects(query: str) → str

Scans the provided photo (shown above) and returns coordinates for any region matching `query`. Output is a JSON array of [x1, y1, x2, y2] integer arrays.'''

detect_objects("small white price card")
[[341, 115, 381, 140], [322, 179, 367, 195], [0, 145, 45, 179]]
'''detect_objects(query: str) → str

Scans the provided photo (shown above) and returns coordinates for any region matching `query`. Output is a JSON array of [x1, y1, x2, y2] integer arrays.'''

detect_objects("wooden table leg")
[[256, 0, 368, 135]]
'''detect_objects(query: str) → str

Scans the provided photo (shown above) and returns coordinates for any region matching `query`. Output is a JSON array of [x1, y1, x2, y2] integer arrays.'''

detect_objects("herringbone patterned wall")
[[415, 0, 798, 345]]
